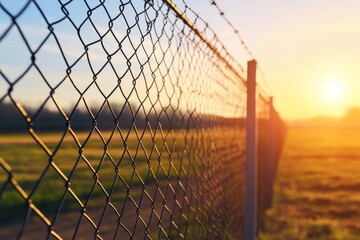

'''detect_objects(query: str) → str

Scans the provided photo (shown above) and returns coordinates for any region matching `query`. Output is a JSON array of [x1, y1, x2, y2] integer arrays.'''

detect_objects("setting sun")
[[324, 81, 343, 101]]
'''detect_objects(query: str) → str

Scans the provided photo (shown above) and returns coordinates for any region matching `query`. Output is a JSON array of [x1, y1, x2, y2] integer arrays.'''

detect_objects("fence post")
[[245, 59, 257, 240], [267, 97, 275, 208]]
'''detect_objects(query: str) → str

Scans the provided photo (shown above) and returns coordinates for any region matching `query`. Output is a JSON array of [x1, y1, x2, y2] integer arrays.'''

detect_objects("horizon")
[[286, 106, 360, 122], [1, 1, 360, 239], [2, 1, 360, 120]]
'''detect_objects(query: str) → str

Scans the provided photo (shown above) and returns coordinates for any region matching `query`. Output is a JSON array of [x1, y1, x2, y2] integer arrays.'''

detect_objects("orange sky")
[[191, 0, 360, 120]]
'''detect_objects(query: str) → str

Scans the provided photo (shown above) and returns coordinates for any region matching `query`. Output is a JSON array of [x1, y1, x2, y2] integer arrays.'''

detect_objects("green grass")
[[260, 126, 360, 240], [0, 129, 187, 223], [0, 127, 245, 239]]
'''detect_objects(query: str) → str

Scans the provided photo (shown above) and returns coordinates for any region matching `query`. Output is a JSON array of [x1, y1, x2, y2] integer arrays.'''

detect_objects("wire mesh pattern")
[[0, 0, 260, 239]]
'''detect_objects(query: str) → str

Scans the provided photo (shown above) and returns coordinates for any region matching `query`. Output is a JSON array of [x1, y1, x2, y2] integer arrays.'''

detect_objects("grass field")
[[260, 125, 360, 240], [0, 127, 245, 239], [0, 130, 184, 214], [0, 129, 194, 239]]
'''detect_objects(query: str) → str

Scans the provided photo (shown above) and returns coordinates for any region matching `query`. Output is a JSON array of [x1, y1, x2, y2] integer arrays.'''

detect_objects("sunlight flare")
[[324, 80, 343, 101]]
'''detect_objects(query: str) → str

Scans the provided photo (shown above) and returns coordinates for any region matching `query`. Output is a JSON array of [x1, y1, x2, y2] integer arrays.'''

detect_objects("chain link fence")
[[257, 94, 286, 231], [0, 0, 285, 239]]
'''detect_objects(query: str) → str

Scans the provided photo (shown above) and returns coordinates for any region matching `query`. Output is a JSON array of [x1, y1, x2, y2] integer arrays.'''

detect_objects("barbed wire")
[[208, 0, 272, 96], [0, 0, 247, 239], [0, 0, 285, 239], [209, 0, 254, 59], [177, 0, 247, 76]]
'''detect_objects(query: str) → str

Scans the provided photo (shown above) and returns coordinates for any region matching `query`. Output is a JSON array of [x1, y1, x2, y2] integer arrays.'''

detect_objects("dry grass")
[[260, 126, 360, 240]]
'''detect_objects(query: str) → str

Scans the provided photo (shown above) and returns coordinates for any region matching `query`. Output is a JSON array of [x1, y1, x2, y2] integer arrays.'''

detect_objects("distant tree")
[[0, 101, 244, 132], [343, 107, 360, 121], [0, 101, 145, 132], [0, 102, 27, 132]]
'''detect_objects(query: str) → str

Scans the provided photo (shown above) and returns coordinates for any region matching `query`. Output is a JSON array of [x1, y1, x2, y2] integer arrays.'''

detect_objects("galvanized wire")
[[0, 0, 285, 239], [0, 0, 251, 239], [208, 0, 272, 96]]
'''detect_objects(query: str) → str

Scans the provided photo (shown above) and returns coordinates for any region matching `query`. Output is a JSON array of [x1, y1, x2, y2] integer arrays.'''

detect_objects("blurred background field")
[[0, 127, 245, 239], [260, 125, 360, 240], [0, 129, 188, 238]]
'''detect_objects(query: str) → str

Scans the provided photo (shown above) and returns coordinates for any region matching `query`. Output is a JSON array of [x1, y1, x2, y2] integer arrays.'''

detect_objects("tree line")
[[0, 102, 243, 132]]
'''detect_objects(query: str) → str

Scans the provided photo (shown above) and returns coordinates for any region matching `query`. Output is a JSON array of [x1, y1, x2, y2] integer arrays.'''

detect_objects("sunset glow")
[[188, 1, 360, 120], [324, 80, 343, 101]]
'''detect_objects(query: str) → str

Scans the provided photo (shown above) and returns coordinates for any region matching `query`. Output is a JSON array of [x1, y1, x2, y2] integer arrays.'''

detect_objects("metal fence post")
[[245, 59, 257, 240], [267, 97, 275, 208]]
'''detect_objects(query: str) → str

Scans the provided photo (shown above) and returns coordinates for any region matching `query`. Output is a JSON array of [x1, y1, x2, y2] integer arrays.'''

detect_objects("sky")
[[189, 0, 360, 120], [1, 0, 360, 120]]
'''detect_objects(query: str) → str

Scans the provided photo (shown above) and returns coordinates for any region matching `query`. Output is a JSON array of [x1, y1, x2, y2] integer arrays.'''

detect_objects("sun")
[[324, 81, 343, 101]]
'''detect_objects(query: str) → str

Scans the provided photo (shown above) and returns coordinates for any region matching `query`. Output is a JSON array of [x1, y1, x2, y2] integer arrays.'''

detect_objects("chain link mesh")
[[0, 0, 257, 239]]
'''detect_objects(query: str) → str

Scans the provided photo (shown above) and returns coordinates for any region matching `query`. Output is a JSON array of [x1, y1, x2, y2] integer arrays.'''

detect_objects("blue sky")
[[1, 0, 360, 119]]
